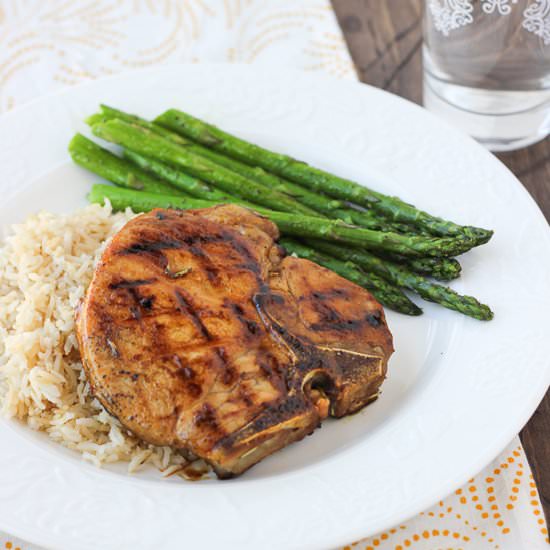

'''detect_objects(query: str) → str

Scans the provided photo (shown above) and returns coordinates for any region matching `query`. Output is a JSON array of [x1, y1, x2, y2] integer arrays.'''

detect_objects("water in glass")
[[423, 0, 550, 150]]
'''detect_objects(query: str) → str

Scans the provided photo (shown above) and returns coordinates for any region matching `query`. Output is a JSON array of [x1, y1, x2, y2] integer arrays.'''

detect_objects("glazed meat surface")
[[76, 205, 393, 477]]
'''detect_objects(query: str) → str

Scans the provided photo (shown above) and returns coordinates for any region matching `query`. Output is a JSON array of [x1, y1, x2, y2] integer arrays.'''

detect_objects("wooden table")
[[332, 0, 550, 523]]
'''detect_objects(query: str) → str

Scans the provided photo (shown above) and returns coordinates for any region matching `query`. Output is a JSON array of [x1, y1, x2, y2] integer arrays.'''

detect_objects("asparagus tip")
[[406, 303, 423, 316], [84, 113, 105, 127]]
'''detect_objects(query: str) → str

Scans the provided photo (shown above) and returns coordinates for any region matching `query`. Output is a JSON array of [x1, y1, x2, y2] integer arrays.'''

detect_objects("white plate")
[[0, 64, 549, 550]]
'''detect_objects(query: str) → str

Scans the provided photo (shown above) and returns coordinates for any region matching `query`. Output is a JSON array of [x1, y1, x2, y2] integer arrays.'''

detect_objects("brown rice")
[[0, 202, 191, 476]]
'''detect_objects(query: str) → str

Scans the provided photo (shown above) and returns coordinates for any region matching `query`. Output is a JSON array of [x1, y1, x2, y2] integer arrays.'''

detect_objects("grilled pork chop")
[[76, 205, 393, 478]]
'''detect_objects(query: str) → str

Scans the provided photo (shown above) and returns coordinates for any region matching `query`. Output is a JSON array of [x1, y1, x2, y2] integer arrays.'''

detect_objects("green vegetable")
[[122, 150, 232, 202], [69, 134, 182, 196], [89, 184, 214, 212], [93, 105, 425, 235], [310, 240, 493, 321], [382, 254, 462, 281], [88, 184, 474, 258], [156, 108, 492, 244], [91, 119, 318, 216]]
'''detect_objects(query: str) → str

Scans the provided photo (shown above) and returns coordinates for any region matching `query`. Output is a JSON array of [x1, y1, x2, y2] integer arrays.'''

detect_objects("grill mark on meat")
[[310, 318, 366, 331], [311, 312, 383, 332], [176, 365, 195, 380], [366, 312, 382, 327], [214, 346, 237, 386], [225, 300, 261, 336], [139, 295, 154, 310], [229, 303, 244, 315], [308, 288, 349, 300], [221, 366, 237, 385], [239, 386, 254, 407], [257, 350, 283, 380], [186, 382, 202, 398], [308, 300, 372, 332], [109, 279, 156, 289], [216, 346, 228, 363], [312, 300, 340, 324], [128, 287, 154, 311], [245, 319, 259, 335], [204, 266, 219, 283], [154, 361, 198, 387], [117, 247, 169, 271], [174, 289, 212, 341], [188, 244, 206, 257], [194, 403, 220, 431], [121, 240, 185, 254], [177, 367, 196, 380], [235, 262, 261, 273], [215, 229, 267, 288], [109, 283, 153, 321], [256, 349, 288, 394]]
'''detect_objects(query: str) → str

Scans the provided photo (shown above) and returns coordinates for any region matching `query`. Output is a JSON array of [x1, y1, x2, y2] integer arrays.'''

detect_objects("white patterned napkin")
[[0, 1, 546, 549]]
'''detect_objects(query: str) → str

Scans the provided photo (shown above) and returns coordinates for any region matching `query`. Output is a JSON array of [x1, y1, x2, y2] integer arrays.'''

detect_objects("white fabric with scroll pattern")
[[0, 1, 546, 549]]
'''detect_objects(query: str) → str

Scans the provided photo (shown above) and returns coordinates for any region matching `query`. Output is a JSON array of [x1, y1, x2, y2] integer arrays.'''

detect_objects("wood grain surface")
[[332, 0, 550, 523]]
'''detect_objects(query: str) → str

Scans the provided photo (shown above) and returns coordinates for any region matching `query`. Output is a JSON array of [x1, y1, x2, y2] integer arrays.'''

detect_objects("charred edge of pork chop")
[[76, 206, 393, 478]]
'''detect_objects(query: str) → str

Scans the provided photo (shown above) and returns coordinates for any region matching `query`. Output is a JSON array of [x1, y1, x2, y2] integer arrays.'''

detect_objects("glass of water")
[[423, 0, 550, 151]]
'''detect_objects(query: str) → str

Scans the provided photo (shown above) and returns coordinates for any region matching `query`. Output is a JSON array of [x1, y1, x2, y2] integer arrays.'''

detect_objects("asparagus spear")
[[122, 149, 235, 202], [89, 184, 215, 211], [119, 146, 459, 278], [69, 134, 183, 196], [179, 147, 421, 234], [120, 146, 462, 280], [76, 134, 462, 280], [382, 253, 462, 281], [310, 240, 493, 320], [156, 108, 493, 244], [124, 142, 420, 234], [93, 105, 426, 236], [91, 120, 318, 216], [121, 146, 461, 279], [88, 185, 475, 257], [280, 239, 422, 315], [90, 121, 477, 257], [70, 138, 458, 278], [89, 105, 182, 142]]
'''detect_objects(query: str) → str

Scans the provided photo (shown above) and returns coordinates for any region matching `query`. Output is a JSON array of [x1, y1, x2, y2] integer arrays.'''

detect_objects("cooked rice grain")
[[0, 202, 188, 475]]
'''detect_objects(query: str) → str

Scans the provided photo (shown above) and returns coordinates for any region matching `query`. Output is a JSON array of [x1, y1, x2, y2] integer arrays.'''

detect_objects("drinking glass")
[[423, 0, 550, 151]]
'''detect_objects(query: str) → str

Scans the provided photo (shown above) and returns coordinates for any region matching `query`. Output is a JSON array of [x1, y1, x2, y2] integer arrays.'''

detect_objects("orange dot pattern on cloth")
[[346, 441, 548, 549]]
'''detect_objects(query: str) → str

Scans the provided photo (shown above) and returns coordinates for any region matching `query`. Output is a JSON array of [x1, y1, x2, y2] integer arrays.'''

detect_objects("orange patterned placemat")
[[0, 1, 547, 549], [354, 441, 548, 549]]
